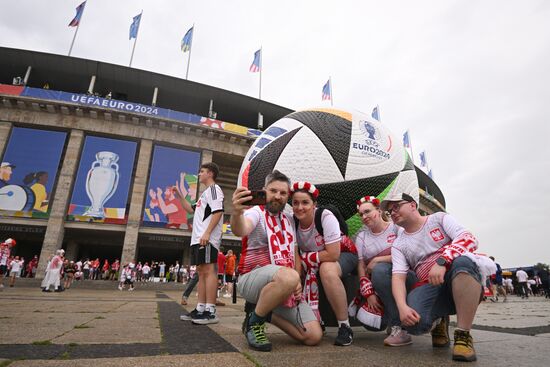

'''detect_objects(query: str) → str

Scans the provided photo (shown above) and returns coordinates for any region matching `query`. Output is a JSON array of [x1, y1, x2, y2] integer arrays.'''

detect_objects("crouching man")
[[372, 192, 483, 362], [231, 170, 322, 352]]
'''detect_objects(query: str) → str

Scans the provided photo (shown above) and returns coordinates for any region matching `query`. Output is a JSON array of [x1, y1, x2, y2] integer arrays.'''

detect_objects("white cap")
[[0, 162, 15, 168]]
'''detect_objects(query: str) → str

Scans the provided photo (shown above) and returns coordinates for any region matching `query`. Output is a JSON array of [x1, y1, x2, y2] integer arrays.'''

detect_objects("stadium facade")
[[0, 47, 446, 277]]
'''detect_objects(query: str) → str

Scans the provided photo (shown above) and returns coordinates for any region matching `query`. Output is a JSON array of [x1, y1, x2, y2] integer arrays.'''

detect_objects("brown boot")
[[431, 316, 450, 347]]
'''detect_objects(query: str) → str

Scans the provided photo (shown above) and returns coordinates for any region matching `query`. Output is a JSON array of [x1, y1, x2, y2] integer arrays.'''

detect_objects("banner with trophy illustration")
[[67, 136, 137, 224], [0, 127, 67, 218], [142, 145, 200, 230]]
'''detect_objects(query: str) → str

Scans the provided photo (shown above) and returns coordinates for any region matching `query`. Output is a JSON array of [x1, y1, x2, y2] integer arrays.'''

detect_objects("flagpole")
[[185, 24, 194, 80], [68, 3, 87, 56], [329, 76, 333, 107], [129, 10, 143, 68], [258, 46, 262, 100]]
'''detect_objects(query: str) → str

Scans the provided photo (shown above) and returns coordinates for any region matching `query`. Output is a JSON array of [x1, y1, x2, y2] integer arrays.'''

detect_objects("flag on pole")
[[249, 49, 262, 72], [419, 151, 427, 167], [322, 79, 331, 100], [428, 169, 434, 179], [181, 26, 194, 52], [372, 106, 380, 121], [68, 1, 86, 27], [403, 131, 410, 148], [129, 13, 142, 40]]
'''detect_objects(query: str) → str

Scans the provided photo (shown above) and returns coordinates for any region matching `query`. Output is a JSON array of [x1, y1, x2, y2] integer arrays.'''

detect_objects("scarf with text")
[[263, 206, 296, 308]]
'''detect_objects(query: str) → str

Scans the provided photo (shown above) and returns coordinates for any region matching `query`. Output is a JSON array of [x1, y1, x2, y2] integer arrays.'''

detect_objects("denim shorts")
[[238, 264, 317, 326], [338, 252, 358, 277], [405, 255, 482, 335]]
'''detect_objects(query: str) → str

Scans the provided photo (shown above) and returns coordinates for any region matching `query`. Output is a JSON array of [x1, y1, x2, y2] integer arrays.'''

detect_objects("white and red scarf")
[[301, 252, 321, 321], [263, 206, 296, 308]]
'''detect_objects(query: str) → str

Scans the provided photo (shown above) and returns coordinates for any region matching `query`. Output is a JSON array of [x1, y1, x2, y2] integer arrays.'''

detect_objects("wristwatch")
[[435, 257, 448, 267]]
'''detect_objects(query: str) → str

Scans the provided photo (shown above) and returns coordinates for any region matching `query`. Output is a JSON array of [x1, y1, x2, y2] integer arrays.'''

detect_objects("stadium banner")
[[142, 145, 200, 230], [67, 136, 137, 224], [0, 127, 67, 219], [9, 85, 261, 137]]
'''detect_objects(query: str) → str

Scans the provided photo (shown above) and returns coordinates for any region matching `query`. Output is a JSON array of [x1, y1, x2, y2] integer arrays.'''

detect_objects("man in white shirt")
[[515, 268, 529, 298], [372, 193, 482, 362], [179, 162, 224, 325]]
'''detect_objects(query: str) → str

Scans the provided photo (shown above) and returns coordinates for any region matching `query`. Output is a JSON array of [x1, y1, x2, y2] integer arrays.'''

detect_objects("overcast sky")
[[1, 1, 549, 267]]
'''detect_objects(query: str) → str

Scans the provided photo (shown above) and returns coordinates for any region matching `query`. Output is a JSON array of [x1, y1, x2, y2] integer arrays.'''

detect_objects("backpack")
[[294, 204, 348, 236]]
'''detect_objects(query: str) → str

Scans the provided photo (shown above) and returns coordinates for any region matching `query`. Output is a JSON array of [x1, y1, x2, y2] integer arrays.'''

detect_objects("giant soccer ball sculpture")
[[238, 108, 419, 234]]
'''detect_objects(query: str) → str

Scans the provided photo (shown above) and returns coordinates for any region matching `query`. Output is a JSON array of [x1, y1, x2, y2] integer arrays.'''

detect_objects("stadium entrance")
[[136, 233, 188, 266], [0, 223, 45, 261], [63, 228, 124, 264]]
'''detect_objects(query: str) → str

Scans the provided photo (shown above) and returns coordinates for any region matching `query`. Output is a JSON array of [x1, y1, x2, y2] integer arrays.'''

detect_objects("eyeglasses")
[[384, 201, 410, 215]]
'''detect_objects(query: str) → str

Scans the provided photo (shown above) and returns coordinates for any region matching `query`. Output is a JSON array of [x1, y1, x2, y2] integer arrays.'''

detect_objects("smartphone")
[[243, 190, 267, 206]]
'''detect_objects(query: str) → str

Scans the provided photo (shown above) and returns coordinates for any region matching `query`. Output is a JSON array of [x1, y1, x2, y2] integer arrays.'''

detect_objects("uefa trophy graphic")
[[83, 151, 120, 218]]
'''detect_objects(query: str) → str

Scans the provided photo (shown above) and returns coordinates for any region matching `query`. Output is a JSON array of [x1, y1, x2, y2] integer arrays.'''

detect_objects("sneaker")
[[222, 293, 231, 298], [118, 285, 123, 291], [181, 297, 188, 306], [180, 309, 202, 321], [246, 321, 272, 352], [334, 324, 353, 346], [192, 310, 219, 325], [452, 329, 477, 362], [384, 326, 412, 347], [431, 316, 450, 347]]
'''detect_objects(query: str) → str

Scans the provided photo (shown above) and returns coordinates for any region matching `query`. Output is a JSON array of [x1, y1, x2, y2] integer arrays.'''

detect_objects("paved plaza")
[[0, 283, 549, 366]]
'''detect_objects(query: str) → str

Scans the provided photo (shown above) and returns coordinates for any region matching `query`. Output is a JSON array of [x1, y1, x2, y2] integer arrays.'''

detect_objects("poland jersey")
[[354, 222, 397, 264]]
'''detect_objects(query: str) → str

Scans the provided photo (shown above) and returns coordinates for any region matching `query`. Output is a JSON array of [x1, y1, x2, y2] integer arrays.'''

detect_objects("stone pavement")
[[0, 284, 549, 366]]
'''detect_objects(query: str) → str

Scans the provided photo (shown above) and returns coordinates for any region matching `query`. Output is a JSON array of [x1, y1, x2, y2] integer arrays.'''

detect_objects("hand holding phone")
[[242, 190, 267, 206]]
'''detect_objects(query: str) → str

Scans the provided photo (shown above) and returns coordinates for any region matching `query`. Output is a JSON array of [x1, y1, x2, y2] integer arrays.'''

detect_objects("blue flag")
[[420, 151, 427, 167], [371, 106, 380, 121], [403, 131, 410, 148], [322, 79, 331, 100], [181, 27, 194, 52], [250, 49, 261, 72], [129, 13, 142, 40], [68, 1, 86, 27]]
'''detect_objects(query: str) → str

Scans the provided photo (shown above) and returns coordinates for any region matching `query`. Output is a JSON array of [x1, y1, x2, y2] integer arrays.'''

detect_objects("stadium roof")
[[0, 47, 293, 129], [0, 47, 446, 208]]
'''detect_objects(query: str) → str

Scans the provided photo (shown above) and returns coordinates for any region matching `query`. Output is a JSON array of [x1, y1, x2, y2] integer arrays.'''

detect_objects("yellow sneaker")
[[452, 329, 477, 362], [431, 316, 450, 347]]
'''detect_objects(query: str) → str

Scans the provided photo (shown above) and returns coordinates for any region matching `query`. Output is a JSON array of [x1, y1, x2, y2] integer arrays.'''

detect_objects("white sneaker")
[[222, 293, 231, 298]]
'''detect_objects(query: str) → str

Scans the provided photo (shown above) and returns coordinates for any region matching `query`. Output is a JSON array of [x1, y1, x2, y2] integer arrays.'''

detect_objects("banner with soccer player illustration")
[[142, 145, 200, 230], [0, 127, 67, 219]]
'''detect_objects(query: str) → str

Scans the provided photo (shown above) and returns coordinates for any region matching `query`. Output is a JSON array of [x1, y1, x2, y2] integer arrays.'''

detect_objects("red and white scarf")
[[301, 252, 321, 321], [263, 206, 296, 308]]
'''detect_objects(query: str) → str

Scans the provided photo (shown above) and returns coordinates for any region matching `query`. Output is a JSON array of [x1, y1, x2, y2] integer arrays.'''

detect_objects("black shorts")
[[218, 274, 224, 281], [225, 274, 233, 282], [0, 265, 7, 275], [124, 279, 133, 285], [190, 244, 218, 265]]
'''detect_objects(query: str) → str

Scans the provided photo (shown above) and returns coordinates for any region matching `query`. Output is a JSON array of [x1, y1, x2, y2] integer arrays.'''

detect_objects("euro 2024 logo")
[[354, 120, 390, 160]]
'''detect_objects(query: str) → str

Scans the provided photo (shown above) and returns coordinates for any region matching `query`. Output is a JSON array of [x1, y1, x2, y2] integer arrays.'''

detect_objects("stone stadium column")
[[37, 129, 84, 278], [120, 139, 153, 267], [0, 121, 12, 154]]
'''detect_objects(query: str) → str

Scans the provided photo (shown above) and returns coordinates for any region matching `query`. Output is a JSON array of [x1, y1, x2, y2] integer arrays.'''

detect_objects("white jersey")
[[516, 270, 528, 282], [191, 184, 224, 249], [296, 208, 341, 253], [354, 222, 397, 263], [392, 212, 475, 282]]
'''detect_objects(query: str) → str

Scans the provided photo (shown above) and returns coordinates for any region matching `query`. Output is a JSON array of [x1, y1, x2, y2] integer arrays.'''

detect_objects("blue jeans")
[[372, 256, 482, 335]]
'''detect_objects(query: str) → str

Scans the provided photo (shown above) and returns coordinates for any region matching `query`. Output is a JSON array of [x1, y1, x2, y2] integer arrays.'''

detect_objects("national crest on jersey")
[[387, 233, 397, 245], [429, 228, 445, 242]]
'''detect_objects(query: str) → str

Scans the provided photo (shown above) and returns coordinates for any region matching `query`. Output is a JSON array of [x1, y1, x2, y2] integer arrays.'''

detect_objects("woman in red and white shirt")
[[354, 196, 397, 312]]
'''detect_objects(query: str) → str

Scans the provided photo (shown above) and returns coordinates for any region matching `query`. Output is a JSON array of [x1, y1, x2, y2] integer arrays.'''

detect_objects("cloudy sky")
[[1, 1, 549, 267]]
